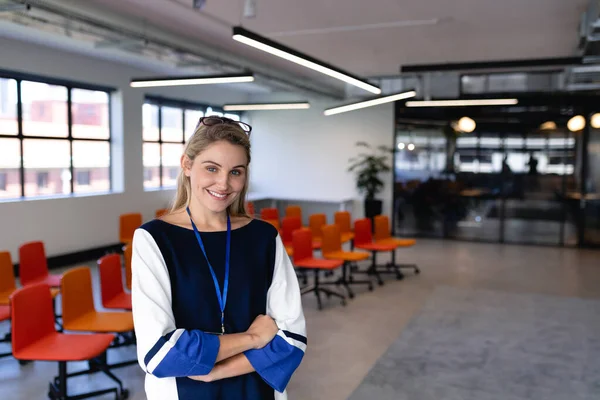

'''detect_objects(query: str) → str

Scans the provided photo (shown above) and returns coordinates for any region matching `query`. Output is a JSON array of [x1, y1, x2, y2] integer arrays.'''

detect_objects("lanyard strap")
[[186, 207, 230, 334]]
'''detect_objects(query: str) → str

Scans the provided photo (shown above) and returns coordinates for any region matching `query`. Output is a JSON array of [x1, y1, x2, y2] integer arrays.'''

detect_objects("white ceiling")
[[84, 0, 587, 79]]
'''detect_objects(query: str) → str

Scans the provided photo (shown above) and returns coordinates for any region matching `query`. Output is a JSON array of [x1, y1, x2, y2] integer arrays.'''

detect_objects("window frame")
[[0, 68, 115, 201], [143, 95, 241, 190]]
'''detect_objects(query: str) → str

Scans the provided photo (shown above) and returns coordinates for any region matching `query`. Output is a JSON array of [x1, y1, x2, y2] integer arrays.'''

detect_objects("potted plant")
[[348, 141, 393, 219]]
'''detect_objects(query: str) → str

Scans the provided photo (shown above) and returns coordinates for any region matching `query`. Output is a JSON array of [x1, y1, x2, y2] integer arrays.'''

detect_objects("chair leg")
[[388, 250, 420, 276], [313, 270, 323, 310], [366, 252, 384, 286]]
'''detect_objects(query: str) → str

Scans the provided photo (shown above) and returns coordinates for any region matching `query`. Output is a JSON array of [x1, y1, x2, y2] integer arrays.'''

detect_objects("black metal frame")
[[337, 261, 374, 299], [299, 269, 346, 310], [0, 69, 115, 201], [142, 96, 241, 189], [365, 248, 420, 283]]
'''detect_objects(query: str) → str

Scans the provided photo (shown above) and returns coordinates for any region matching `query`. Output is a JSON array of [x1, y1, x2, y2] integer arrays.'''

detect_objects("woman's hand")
[[188, 373, 213, 382], [246, 314, 278, 349]]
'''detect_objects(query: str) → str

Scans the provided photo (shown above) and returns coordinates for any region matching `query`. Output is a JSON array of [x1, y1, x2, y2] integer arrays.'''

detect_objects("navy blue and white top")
[[131, 218, 306, 400]]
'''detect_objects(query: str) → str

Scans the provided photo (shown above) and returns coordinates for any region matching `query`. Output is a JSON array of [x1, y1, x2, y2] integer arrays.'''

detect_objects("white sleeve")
[[244, 234, 307, 393], [131, 228, 220, 378]]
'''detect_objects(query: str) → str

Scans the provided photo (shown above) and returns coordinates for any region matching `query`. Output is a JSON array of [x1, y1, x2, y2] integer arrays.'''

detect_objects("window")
[[143, 97, 240, 190], [0, 73, 112, 200]]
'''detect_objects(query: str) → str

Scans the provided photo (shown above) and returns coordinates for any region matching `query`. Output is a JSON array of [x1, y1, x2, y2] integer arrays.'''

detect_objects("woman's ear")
[[181, 155, 192, 177]]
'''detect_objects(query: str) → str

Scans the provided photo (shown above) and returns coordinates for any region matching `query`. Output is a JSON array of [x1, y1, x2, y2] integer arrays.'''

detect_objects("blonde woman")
[[132, 116, 306, 400]]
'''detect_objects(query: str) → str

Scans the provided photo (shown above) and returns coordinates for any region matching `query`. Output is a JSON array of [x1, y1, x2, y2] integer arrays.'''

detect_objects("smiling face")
[[183, 140, 248, 214]]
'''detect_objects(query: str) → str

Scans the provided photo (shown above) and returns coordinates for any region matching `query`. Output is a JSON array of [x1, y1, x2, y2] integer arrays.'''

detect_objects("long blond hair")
[[170, 122, 251, 217]]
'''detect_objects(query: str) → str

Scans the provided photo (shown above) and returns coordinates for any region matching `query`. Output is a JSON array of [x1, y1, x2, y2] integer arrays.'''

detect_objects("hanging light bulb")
[[567, 115, 586, 132], [591, 113, 600, 129], [539, 121, 557, 131], [457, 117, 476, 133], [397, 143, 405, 150]]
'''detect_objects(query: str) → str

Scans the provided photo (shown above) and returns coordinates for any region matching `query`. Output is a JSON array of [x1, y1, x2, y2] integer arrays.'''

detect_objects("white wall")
[[0, 36, 249, 262], [246, 99, 395, 220]]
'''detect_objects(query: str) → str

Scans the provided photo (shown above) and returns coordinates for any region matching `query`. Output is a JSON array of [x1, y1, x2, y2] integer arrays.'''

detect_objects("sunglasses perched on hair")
[[196, 116, 252, 135]]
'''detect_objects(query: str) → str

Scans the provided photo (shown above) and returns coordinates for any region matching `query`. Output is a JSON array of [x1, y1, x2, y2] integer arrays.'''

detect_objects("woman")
[[132, 116, 306, 400]]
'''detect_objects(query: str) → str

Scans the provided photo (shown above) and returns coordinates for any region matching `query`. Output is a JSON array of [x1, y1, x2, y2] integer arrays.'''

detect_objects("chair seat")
[[29, 274, 62, 288], [294, 258, 343, 270], [64, 311, 134, 333], [0, 289, 15, 305], [14, 332, 115, 362], [311, 239, 322, 249], [0, 305, 9, 322], [323, 251, 369, 262], [103, 292, 132, 310], [356, 242, 398, 252], [376, 238, 416, 247]]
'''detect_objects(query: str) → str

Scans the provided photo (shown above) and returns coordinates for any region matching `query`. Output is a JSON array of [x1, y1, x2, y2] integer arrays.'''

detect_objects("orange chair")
[[246, 201, 256, 217], [334, 211, 355, 244], [309, 213, 327, 248], [155, 208, 169, 218], [374, 215, 420, 275], [61, 267, 134, 335], [11, 283, 127, 399], [0, 302, 10, 359], [354, 218, 402, 284], [260, 207, 279, 222], [264, 219, 280, 230], [123, 244, 132, 291], [285, 205, 302, 220], [0, 251, 17, 305], [98, 255, 132, 310], [281, 216, 303, 256], [292, 229, 345, 309], [18, 241, 62, 287], [321, 224, 373, 298], [119, 212, 142, 245]]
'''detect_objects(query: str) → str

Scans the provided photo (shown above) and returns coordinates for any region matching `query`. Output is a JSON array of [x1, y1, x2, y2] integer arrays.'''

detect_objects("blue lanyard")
[[186, 207, 230, 335]]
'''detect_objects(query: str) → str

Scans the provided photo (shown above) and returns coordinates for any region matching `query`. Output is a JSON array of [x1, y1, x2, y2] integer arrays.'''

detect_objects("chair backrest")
[[334, 211, 352, 234], [374, 215, 391, 241], [309, 214, 327, 239], [18, 241, 49, 286], [123, 244, 132, 290], [155, 208, 168, 218], [119, 213, 142, 243], [285, 205, 302, 220], [98, 254, 125, 308], [246, 201, 255, 216], [354, 218, 373, 246], [11, 283, 56, 356], [61, 267, 96, 327], [281, 216, 302, 244], [321, 224, 342, 255], [292, 228, 313, 264], [260, 207, 279, 221], [0, 251, 16, 295]]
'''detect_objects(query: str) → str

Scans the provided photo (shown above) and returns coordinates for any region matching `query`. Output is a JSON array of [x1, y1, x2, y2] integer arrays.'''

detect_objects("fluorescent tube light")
[[223, 102, 310, 111], [405, 99, 518, 107], [232, 26, 381, 95], [130, 73, 254, 88], [324, 90, 416, 116]]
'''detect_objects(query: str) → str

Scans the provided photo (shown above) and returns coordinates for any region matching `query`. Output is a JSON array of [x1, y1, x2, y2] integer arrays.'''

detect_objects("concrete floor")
[[1, 239, 599, 399]]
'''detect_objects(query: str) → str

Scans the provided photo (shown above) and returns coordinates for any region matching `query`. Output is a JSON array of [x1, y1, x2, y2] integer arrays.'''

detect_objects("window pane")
[[73, 141, 110, 193], [0, 138, 21, 199], [161, 106, 183, 142], [143, 103, 159, 141], [0, 78, 18, 136], [185, 109, 203, 141], [162, 143, 183, 187], [23, 139, 70, 197], [21, 81, 68, 138], [72, 89, 110, 139], [143, 143, 160, 189], [206, 107, 222, 117]]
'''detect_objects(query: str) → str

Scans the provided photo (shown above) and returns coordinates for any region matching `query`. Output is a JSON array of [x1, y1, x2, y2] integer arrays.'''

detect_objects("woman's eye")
[[206, 167, 217, 172], [231, 170, 241, 176]]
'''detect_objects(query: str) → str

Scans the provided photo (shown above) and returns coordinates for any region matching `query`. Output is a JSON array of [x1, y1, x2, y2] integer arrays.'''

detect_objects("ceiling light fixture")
[[324, 90, 416, 116], [457, 117, 476, 133], [232, 26, 381, 94], [567, 115, 586, 132], [223, 102, 310, 111], [405, 99, 518, 107], [591, 113, 600, 129], [130, 73, 254, 88]]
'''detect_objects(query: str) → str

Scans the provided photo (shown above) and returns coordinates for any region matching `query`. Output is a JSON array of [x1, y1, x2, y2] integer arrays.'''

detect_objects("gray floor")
[[1, 239, 599, 399]]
